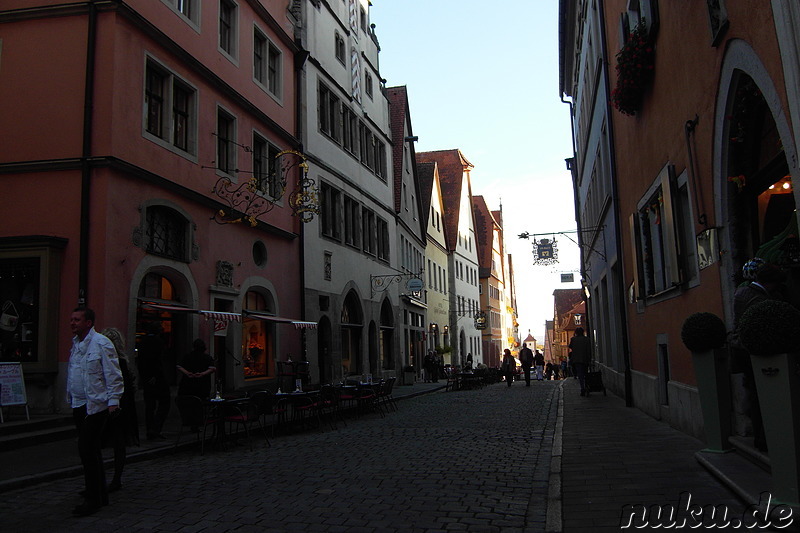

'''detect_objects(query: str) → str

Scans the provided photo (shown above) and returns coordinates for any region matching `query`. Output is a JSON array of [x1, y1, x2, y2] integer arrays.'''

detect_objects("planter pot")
[[403, 371, 415, 386], [750, 352, 800, 506], [691, 348, 732, 452]]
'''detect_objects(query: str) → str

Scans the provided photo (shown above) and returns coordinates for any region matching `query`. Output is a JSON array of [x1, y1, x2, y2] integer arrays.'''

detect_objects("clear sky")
[[371, 1, 582, 346]]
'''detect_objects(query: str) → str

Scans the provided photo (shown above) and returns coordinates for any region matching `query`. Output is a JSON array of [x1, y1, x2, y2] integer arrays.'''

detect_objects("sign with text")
[[0, 362, 27, 407]]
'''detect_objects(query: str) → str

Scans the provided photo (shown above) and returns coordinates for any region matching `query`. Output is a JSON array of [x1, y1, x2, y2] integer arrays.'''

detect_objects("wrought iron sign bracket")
[[370, 271, 424, 298]]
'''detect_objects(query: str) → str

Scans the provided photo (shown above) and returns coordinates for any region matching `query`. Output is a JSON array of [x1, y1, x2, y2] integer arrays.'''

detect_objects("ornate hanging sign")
[[533, 238, 559, 266]]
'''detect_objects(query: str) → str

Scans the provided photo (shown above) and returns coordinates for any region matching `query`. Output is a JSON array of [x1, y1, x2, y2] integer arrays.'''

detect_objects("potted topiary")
[[738, 299, 800, 506], [681, 312, 731, 452]]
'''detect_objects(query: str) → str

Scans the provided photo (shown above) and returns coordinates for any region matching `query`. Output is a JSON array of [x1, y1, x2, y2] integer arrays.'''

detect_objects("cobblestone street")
[[1, 382, 558, 533]]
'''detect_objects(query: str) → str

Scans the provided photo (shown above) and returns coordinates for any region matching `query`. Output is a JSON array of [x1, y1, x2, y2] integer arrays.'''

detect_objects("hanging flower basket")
[[611, 20, 655, 116]]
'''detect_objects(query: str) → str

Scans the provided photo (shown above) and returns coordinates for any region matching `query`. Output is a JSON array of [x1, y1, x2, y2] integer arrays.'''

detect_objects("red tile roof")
[[386, 86, 409, 214], [471, 195, 496, 272], [416, 149, 474, 251]]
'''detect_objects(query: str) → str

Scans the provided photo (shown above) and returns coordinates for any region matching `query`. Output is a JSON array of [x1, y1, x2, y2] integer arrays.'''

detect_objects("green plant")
[[611, 19, 655, 116], [435, 345, 452, 354], [739, 300, 800, 355], [680, 312, 728, 352]]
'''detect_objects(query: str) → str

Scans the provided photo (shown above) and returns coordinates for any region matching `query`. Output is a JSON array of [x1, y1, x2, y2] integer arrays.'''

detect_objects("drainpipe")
[[78, 0, 98, 306], [598, 0, 634, 407], [294, 31, 310, 358]]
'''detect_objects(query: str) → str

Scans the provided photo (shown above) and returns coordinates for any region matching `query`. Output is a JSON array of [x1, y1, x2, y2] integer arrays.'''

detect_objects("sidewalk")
[[553, 377, 760, 531], [0, 380, 445, 493]]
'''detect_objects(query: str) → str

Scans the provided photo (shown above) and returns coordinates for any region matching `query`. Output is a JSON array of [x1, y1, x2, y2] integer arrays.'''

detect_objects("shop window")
[[380, 299, 394, 370], [242, 290, 275, 379], [0, 258, 40, 365]]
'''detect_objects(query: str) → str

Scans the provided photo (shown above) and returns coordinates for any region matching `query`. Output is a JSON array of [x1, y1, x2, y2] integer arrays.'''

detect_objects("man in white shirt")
[[67, 307, 124, 516]]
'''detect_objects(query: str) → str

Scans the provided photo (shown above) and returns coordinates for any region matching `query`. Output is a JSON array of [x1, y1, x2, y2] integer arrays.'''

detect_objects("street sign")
[[561, 273, 574, 283], [406, 277, 424, 292]]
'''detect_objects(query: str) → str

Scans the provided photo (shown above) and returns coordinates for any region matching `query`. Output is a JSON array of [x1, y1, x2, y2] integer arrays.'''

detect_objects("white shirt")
[[67, 328, 124, 415]]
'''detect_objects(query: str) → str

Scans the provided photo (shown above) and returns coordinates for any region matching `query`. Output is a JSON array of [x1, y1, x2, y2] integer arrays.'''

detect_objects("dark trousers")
[[573, 363, 587, 393], [505, 371, 514, 387], [522, 366, 532, 386], [72, 406, 109, 507], [143, 382, 171, 437]]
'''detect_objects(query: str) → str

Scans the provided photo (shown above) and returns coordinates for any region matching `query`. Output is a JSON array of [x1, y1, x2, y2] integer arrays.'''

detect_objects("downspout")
[[294, 19, 310, 358], [78, 0, 98, 306], [560, 95, 592, 363], [598, 0, 634, 407]]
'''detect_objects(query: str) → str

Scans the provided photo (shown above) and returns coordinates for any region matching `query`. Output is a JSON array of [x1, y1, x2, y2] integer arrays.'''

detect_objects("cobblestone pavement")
[[2, 382, 559, 533]]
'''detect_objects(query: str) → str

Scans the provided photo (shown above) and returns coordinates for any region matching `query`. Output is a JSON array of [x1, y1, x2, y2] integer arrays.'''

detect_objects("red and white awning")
[[140, 302, 198, 313], [198, 310, 242, 323], [245, 311, 317, 329]]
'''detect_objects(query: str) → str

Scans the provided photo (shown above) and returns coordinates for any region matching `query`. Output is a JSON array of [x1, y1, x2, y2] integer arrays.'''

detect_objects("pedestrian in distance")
[[137, 322, 171, 441], [176, 338, 216, 400], [519, 343, 534, 386], [67, 307, 124, 516], [99, 327, 139, 493], [501, 349, 516, 388], [568, 327, 592, 396], [534, 349, 545, 381]]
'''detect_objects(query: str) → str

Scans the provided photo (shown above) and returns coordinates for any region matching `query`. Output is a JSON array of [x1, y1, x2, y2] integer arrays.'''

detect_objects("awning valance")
[[244, 311, 317, 329], [140, 301, 198, 313], [198, 310, 242, 323]]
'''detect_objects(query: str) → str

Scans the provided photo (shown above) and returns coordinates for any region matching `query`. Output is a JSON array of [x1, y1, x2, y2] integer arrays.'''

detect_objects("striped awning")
[[198, 310, 242, 323], [140, 301, 198, 313], [244, 311, 317, 329]]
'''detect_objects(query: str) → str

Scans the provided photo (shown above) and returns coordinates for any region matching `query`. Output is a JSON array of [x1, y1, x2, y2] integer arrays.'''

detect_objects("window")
[[343, 196, 361, 248], [365, 72, 373, 99], [319, 82, 340, 142], [375, 139, 386, 179], [163, 0, 199, 26], [253, 29, 266, 85], [144, 60, 196, 155], [252, 134, 281, 198], [217, 108, 236, 175], [321, 182, 341, 240], [362, 207, 376, 255], [172, 83, 190, 151], [377, 217, 389, 261], [267, 40, 281, 96], [342, 106, 358, 155], [219, 0, 238, 58], [359, 122, 376, 170], [675, 171, 700, 286], [335, 32, 345, 64], [359, 6, 366, 31], [631, 163, 680, 298], [146, 205, 189, 261]]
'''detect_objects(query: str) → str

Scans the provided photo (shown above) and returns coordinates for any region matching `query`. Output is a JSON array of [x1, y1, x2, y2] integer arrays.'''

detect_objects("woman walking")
[[100, 327, 139, 492]]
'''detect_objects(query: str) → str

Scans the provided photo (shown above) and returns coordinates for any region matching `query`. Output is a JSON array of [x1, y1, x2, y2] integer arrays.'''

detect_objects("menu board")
[[0, 362, 27, 407]]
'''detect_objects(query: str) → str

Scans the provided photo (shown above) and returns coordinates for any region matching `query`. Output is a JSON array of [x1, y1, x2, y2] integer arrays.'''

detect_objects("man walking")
[[519, 343, 534, 386], [568, 327, 591, 396], [534, 349, 545, 381], [67, 307, 124, 516]]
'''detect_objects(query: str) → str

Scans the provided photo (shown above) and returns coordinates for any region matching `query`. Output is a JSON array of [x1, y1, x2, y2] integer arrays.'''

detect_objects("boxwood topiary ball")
[[739, 300, 800, 356], [681, 312, 728, 352]]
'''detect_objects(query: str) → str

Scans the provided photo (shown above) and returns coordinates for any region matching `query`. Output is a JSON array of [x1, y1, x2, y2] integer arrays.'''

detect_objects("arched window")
[[146, 206, 189, 261], [379, 299, 394, 370], [341, 291, 362, 376]]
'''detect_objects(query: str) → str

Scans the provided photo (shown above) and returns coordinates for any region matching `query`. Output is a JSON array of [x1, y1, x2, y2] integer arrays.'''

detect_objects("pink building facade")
[[0, 1, 306, 413]]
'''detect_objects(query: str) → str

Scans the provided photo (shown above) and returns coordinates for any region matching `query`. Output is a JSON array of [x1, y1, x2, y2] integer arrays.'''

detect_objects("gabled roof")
[[471, 195, 496, 273], [416, 149, 474, 251], [418, 161, 436, 227], [386, 86, 409, 215], [553, 288, 583, 323]]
